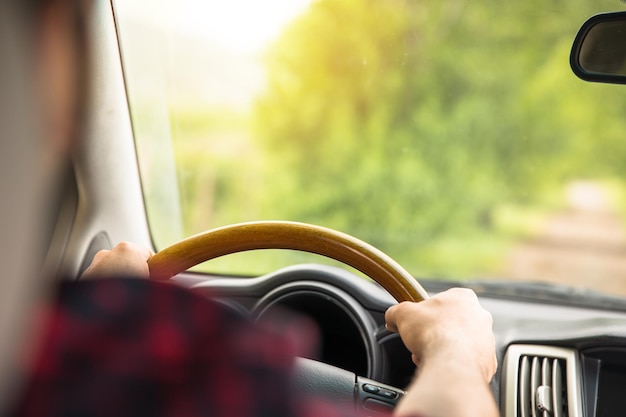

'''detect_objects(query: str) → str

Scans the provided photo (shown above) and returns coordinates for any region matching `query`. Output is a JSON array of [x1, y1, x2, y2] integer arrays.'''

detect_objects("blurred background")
[[115, 0, 626, 296]]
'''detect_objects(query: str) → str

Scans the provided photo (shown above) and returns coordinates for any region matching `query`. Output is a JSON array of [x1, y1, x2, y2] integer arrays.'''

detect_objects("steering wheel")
[[147, 220, 428, 302], [147, 221, 429, 413]]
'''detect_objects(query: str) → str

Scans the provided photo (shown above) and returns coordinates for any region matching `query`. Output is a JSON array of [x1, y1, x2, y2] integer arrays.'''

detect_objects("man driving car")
[[0, 0, 499, 416]]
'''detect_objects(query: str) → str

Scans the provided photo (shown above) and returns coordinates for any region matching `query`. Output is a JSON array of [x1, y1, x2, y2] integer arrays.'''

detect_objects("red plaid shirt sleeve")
[[12, 278, 428, 417]]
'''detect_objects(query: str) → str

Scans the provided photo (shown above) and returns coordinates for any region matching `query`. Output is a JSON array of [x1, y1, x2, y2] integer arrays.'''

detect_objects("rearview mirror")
[[571, 11, 626, 84]]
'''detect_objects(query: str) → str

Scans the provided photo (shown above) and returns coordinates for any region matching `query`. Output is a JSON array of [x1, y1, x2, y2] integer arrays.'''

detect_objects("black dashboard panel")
[[581, 348, 626, 417], [175, 264, 626, 416]]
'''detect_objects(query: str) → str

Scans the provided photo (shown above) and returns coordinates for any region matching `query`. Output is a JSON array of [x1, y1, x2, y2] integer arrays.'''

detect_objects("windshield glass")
[[114, 0, 626, 298]]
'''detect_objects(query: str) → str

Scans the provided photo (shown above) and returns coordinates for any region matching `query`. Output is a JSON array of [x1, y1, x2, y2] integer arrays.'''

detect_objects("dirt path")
[[502, 181, 626, 297]]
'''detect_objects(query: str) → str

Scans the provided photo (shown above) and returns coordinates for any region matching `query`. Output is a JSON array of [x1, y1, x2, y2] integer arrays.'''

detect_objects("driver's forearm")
[[393, 356, 499, 417]]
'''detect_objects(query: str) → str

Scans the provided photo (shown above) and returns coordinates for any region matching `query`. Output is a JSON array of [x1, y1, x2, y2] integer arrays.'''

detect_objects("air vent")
[[502, 345, 582, 417], [518, 355, 566, 417]]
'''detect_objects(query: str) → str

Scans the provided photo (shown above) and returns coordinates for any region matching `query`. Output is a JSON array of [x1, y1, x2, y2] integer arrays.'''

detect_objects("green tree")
[[251, 0, 626, 274]]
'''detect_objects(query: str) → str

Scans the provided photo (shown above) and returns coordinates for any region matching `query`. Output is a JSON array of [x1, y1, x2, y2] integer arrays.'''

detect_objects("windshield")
[[114, 0, 626, 298]]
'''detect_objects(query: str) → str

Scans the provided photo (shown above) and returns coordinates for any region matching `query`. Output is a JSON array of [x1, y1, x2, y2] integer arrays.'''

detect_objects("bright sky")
[[120, 0, 313, 54]]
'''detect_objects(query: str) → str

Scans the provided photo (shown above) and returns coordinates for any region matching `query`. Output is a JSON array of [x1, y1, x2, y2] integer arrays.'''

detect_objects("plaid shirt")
[[12, 278, 423, 417]]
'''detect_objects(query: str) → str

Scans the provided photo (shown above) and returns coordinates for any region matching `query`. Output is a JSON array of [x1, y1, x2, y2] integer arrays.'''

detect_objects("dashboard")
[[174, 263, 626, 417]]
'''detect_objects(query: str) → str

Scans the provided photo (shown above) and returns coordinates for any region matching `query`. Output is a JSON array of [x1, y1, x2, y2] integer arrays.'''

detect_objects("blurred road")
[[503, 181, 626, 297]]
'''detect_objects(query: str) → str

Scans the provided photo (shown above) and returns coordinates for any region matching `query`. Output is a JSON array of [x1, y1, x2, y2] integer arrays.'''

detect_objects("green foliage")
[[162, 0, 626, 278], [247, 0, 623, 275]]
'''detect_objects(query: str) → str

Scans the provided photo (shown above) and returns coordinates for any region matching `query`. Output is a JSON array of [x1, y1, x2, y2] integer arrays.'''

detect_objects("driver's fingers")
[[384, 301, 413, 333], [411, 353, 421, 367]]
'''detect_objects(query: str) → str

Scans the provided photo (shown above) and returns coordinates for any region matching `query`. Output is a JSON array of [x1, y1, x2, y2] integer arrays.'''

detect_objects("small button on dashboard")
[[363, 384, 380, 394], [377, 388, 398, 400], [357, 376, 405, 415]]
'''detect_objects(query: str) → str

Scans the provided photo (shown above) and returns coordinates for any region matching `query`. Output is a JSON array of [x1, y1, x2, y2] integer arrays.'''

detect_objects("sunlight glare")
[[178, 0, 313, 54]]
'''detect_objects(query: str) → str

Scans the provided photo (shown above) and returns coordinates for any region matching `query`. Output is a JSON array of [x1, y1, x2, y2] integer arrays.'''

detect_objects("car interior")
[[38, 1, 626, 416]]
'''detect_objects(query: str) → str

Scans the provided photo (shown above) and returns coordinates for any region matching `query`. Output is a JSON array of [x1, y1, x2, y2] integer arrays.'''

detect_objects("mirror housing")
[[571, 11, 626, 84]]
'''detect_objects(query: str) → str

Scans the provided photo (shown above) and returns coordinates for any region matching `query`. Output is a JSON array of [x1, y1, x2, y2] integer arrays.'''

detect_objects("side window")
[[114, 0, 323, 275]]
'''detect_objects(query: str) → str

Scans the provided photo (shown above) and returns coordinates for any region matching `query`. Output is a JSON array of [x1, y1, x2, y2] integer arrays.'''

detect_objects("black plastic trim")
[[570, 11, 626, 85]]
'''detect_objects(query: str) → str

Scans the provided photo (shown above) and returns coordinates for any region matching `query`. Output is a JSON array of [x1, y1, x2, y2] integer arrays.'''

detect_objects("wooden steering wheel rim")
[[148, 221, 428, 302]]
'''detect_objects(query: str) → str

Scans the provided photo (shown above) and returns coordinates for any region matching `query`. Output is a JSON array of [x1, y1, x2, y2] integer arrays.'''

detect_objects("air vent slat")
[[530, 357, 541, 417], [553, 359, 563, 417], [519, 356, 531, 417], [541, 358, 552, 417], [541, 357, 551, 385]]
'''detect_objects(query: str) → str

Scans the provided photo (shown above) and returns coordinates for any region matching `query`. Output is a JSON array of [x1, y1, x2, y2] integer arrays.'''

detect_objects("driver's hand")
[[80, 241, 153, 280], [385, 288, 497, 383]]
